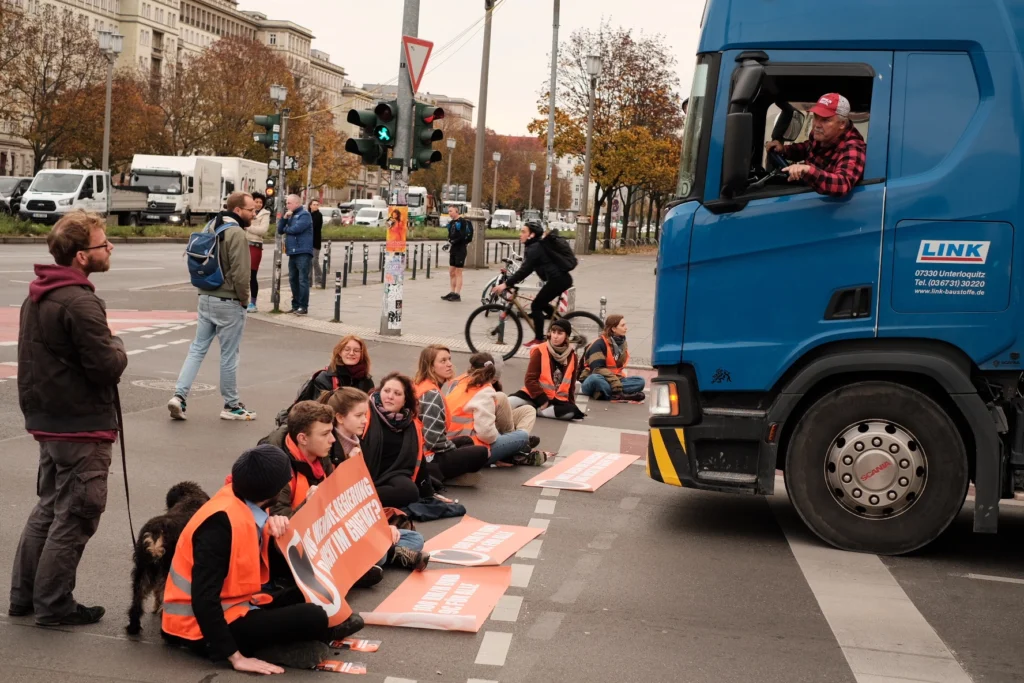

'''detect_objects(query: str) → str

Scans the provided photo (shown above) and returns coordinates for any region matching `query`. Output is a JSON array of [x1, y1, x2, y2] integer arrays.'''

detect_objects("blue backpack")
[[186, 218, 234, 290]]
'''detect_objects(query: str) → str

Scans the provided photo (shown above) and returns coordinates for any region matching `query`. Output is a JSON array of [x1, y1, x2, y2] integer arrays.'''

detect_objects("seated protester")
[[509, 319, 585, 421], [161, 445, 363, 674], [579, 314, 646, 401], [277, 335, 374, 426], [414, 345, 489, 486], [487, 355, 541, 437], [444, 353, 544, 466], [265, 398, 427, 589], [360, 373, 434, 508]]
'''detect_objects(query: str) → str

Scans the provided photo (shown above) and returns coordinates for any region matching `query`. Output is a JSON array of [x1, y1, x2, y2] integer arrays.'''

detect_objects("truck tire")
[[184, 210, 192, 227], [128, 214, 139, 228], [784, 381, 968, 555]]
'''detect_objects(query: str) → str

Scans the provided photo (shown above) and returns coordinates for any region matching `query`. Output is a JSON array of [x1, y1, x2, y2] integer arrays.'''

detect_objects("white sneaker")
[[167, 395, 187, 421], [220, 403, 257, 421]]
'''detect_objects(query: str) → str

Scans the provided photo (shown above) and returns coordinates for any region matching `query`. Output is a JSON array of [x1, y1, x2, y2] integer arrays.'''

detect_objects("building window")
[[269, 33, 276, 45]]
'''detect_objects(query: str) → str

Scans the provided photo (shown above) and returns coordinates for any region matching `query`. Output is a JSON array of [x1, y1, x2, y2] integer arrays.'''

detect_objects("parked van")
[[21, 169, 147, 226], [353, 207, 387, 227], [491, 209, 517, 229]]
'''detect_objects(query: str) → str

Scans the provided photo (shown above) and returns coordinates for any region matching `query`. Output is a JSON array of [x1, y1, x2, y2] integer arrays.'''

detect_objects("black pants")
[[375, 476, 420, 508], [531, 273, 572, 341], [250, 270, 259, 302], [430, 445, 489, 480]]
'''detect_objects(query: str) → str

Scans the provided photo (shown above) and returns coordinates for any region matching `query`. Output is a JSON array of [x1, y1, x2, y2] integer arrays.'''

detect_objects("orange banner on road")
[[523, 450, 639, 492], [362, 567, 512, 632], [422, 516, 544, 566], [276, 453, 393, 626]]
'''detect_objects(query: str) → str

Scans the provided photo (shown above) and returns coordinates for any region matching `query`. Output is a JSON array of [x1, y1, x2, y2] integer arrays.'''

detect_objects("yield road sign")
[[402, 36, 433, 93]]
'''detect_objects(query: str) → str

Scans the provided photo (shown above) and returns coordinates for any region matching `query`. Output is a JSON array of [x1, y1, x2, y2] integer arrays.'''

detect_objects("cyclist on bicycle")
[[491, 220, 572, 349]]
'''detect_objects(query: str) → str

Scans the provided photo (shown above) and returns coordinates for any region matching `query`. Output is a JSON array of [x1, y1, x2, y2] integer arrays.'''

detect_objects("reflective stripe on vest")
[[441, 374, 488, 448], [161, 485, 270, 641], [536, 344, 576, 402]]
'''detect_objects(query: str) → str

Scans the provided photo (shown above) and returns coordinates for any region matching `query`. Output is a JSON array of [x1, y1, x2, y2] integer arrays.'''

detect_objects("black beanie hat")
[[231, 445, 292, 503], [549, 318, 572, 336]]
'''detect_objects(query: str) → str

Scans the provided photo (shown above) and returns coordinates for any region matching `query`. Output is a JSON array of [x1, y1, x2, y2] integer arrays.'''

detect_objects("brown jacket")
[[18, 264, 128, 432]]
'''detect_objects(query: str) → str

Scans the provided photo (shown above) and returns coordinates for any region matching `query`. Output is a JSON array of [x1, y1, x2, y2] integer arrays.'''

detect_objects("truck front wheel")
[[785, 381, 968, 555]]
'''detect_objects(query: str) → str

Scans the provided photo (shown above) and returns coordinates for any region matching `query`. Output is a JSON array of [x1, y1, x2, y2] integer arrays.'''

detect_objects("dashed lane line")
[[540, 488, 560, 498], [958, 573, 1024, 586], [515, 540, 542, 559], [510, 564, 534, 588], [146, 344, 168, 350], [474, 632, 513, 666], [527, 518, 550, 531], [489, 595, 524, 622], [534, 499, 557, 515]]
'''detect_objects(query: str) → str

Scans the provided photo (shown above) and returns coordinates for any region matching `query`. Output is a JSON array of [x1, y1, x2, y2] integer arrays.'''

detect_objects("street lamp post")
[[556, 170, 562, 214], [528, 162, 536, 210], [269, 84, 288, 313], [445, 137, 457, 201], [491, 151, 501, 214], [581, 54, 602, 219], [96, 30, 123, 175]]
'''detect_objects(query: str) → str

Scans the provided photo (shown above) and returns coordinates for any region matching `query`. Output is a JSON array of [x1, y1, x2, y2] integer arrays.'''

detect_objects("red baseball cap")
[[809, 93, 850, 118]]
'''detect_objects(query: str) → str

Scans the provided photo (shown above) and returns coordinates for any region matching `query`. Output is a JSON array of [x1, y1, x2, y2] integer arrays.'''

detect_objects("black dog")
[[126, 482, 209, 635]]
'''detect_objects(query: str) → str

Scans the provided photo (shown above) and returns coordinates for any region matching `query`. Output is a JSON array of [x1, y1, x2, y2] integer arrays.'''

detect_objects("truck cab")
[[648, 0, 1024, 554]]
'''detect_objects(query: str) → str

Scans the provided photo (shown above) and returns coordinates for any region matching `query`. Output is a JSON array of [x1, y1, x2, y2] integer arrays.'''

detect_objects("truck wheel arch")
[[766, 341, 1000, 533]]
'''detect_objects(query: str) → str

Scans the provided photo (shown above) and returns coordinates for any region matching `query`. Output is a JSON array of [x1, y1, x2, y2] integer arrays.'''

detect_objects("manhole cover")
[[132, 379, 215, 392]]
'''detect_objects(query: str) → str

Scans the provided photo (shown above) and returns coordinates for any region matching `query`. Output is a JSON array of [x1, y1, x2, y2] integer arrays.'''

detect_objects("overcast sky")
[[241, 0, 707, 135]]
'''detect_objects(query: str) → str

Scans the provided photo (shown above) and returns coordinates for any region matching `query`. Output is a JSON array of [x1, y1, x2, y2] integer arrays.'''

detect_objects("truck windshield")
[[408, 193, 424, 208], [30, 173, 83, 194], [132, 172, 183, 195], [677, 55, 712, 199], [0, 178, 20, 194]]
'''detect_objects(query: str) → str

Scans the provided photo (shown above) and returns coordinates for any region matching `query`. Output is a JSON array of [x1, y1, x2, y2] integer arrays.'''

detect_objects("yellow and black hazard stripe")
[[646, 428, 686, 487]]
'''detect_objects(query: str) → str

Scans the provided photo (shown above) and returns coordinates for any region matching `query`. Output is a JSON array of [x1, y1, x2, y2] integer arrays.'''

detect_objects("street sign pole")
[[271, 106, 289, 313]]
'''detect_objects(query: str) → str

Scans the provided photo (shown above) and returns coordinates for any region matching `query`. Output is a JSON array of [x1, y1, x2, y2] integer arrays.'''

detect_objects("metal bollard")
[[486, 241, 490, 265], [348, 241, 355, 273], [362, 245, 368, 286], [435, 242, 439, 264], [427, 250, 431, 279], [343, 260, 348, 288], [419, 242, 424, 270], [412, 245, 418, 280], [378, 244, 384, 271], [320, 241, 330, 289], [599, 296, 607, 320], [332, 271, 342, 322]]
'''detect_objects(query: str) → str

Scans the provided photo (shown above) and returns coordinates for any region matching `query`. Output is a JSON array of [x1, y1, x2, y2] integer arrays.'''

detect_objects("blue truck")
[[648, 0, 1024, 554]]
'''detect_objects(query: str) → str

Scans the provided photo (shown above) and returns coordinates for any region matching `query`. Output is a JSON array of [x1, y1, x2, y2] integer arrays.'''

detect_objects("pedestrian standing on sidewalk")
[[168, 192, 257, 422], [308, 199, 323, 288], [246, 192, 270, 313], [441, 205, 473, 302], [10, 210, 127, 626], [276, 194, 314, 315]]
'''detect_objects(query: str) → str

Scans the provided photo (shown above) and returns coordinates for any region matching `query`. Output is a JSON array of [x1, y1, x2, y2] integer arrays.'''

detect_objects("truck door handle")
[[824, 286, 873, 320]]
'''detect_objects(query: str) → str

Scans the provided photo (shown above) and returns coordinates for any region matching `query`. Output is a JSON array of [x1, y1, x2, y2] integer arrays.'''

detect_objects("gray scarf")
[[608, 334, 627, 365]]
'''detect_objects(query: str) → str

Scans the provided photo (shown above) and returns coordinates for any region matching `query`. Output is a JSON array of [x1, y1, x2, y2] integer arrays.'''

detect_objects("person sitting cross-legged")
[[509, 318, 585, 421], [578, 314, 646, 401]]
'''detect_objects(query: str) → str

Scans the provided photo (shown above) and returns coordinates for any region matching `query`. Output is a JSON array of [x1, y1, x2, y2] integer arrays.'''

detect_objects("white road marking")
[[9, 279, 30, 284], [154, 329, 172, 335], [510, 564, 534, 588], [770, 490, 972, 683], [0, 341, 16, 347], [534, 499, 556, 515], [141, 335, 155, 339], [0, 361, 17, 367], [468, 679, 499, 683], [383, 678, 417, 683], [0, 267, 163, 273], [474, 631, 513, 666], [540, 487, 560, 498], [489, 595, 523, 622], [527, 518, 549, 530], [126, 350, 146, 356], [557, 422, 647, 455], [169, 339, 190, 345], [959, 573, 1024, 586], [129, 327, 156, 333], [516, 539, 542, 560], [146, 344, 168, 350]]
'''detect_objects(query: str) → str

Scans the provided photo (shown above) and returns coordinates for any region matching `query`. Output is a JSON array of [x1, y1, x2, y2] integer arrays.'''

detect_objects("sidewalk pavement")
[[250, 248, 658, 366]]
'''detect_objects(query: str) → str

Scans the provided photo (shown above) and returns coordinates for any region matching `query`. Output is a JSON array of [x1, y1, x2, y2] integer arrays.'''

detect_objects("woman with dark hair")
[[246, 192, 270, 312], [414, 345, 489, 486], [579, 314, 646, 401], [444, 353, 542, 466], [509, 318, 585, 420], [359, 372, 433, 508]]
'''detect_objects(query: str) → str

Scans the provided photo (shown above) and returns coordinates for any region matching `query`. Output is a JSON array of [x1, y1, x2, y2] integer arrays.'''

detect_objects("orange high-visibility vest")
[[442, 374, 488, 448], [597, 334, 628, 376], [162, 485, 271, 641], [284, 434, 314, 511], [535, 344, 576, 401]]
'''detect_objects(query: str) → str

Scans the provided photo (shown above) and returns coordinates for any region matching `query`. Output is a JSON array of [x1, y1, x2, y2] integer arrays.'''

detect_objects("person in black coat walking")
[[309, 200, 323, 287]]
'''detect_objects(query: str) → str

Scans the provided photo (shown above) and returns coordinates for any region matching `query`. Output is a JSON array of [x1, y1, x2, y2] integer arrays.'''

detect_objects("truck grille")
[[26, 200, 55, 211], [147, 202, 177, 213]]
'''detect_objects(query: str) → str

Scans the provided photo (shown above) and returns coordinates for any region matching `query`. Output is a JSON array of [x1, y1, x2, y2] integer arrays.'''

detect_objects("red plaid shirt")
[[784, 124, 866, 197]]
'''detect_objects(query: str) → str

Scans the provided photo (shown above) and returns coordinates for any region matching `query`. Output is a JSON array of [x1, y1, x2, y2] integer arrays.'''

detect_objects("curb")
[[0, 236, 191, 244]]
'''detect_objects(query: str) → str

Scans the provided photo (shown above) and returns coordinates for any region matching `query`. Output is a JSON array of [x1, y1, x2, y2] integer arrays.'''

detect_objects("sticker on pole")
[[402, 36, 434, 93], [523, 450, 639, 492]]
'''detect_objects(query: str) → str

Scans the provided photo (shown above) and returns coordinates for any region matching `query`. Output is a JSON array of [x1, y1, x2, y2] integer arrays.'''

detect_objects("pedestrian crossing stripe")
[[647, 428, 684, 487]]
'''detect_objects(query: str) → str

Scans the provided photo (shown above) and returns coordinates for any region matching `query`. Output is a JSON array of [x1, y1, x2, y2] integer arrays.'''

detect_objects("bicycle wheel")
[[480, 277, 498, 306], [466, 304, 524, 360], [561, 311, 604, 357]]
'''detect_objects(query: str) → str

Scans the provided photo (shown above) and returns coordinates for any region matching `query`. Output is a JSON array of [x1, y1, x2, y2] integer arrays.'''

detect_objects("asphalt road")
[[1, 249, 1023, 683]]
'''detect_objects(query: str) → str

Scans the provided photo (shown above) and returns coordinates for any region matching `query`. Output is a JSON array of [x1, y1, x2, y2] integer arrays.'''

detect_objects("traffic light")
[[254, 114, 281, 150], [265, 177, 276, 199], [345, 100, 397, 167], [412, 102, 444, 170]]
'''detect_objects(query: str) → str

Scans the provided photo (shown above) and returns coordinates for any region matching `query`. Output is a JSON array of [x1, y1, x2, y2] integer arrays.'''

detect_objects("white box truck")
[[199, 156, 268, 204], [129, 154, 222, 226], [20, 169, 147, 226]]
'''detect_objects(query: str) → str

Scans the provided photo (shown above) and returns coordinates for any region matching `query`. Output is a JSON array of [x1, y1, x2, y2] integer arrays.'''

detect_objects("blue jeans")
[[288, 253, 312, 310], [174, 295, 247, 406], [581, 374, 646, 398], [378, 529, 424, 567], [485, 429, 531, 465]]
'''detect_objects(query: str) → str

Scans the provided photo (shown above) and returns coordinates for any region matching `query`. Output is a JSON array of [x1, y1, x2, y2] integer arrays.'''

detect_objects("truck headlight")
[[57, 198, 73, 206], [649, 381, 679, 417], [169, 215, 181, 222]]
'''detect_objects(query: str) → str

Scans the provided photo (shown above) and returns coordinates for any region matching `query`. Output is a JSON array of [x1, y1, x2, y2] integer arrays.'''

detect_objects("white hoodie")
[[464, 384, 499, 444]]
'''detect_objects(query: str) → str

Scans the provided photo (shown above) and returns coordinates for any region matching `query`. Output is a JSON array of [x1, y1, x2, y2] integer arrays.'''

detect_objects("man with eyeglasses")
[[168, 191, 257, 422], [11, 210, 127, 627]]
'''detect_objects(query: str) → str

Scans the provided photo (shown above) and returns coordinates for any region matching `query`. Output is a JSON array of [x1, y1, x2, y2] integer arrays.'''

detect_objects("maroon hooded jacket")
[[18, 264, 127, 437]]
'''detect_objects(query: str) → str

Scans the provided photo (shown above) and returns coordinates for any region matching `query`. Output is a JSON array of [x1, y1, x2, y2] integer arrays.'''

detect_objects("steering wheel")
[[767, 149, 789, 171], [747, 147, 790, 191]]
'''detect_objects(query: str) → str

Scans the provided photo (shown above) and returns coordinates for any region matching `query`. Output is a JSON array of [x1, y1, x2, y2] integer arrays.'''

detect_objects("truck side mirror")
[[721, 112, 753, 197]]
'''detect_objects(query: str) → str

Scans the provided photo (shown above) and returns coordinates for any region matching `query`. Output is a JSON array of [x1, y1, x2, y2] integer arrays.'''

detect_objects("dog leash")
[[115, 388, 136, 546]]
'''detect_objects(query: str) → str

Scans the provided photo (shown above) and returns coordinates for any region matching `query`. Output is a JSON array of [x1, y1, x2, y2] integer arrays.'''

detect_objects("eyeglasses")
[[80, 240, 111, 252]]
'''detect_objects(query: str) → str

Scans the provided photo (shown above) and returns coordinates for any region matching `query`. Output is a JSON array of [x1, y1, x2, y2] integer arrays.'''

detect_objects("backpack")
[[274, 368, 339, 426], [452, 217, 473, 245], [185, 218, 234, 290], [541, 230, 577, 273]]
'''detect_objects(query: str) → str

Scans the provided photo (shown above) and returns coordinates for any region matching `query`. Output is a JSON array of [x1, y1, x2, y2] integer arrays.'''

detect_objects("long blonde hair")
[[414, 344, 452, 387]]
